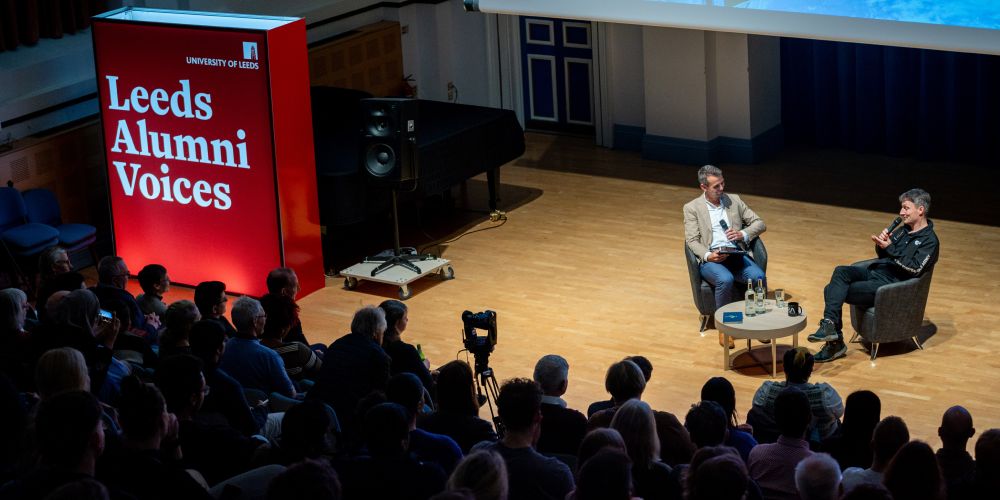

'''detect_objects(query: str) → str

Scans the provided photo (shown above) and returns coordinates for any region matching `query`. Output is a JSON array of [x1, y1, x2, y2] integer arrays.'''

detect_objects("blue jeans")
[[700, 255, 766, 310]]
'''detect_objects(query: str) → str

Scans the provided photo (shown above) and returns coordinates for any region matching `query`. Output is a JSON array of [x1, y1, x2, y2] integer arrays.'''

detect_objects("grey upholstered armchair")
[[685, 238, 768, 331], [848, 259, 936, 361]]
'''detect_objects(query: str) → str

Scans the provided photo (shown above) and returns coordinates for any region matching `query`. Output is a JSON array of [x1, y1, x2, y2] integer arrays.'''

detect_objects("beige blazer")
[[683, 193, 766, 263]]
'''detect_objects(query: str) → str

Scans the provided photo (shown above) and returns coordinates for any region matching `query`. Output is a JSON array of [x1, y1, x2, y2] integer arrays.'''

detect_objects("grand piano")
[[311, 87, 526, 229]]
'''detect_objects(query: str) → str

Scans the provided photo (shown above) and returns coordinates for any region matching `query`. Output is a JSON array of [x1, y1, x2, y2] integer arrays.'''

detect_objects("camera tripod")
[[474, 365, 505, 439]]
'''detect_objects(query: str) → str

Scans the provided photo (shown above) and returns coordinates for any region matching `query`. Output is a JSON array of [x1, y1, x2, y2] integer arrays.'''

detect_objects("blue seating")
[[22, 188, 97, 254], [0, 187, 59, 257]]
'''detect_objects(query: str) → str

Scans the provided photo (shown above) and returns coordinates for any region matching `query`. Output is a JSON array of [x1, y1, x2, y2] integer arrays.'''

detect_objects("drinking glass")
[[775, 289, 786, 308]]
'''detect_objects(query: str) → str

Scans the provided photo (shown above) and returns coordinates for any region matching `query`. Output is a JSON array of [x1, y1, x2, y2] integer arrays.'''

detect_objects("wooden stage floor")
[[164, 132, 1000, 445]]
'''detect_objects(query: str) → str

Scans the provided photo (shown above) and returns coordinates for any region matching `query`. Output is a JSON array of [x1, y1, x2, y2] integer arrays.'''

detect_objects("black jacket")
[[875, 219, 939, 280]]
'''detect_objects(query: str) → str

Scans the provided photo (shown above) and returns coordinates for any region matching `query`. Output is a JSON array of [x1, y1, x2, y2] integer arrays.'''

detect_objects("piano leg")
[[487, 167, 500, 211]]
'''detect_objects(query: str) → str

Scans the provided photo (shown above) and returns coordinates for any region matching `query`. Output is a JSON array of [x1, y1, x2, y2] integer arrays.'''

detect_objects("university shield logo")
[[242, 42, 258, 60]]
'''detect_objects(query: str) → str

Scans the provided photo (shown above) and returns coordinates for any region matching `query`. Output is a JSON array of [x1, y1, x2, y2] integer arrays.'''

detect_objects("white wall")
[[642, 27, 710, 141], [607, 23, 645, 128], [713, 32, 752, 139]]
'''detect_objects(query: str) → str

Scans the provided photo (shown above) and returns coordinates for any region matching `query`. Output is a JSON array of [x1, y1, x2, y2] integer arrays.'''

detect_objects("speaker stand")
[[364, 190, 436, 277]]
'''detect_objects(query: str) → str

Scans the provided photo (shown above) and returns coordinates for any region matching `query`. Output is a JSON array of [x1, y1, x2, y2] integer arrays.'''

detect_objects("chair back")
[[22, 188, 62, 226], [0, 187, 28, 232], [685, 237, 768, 317]]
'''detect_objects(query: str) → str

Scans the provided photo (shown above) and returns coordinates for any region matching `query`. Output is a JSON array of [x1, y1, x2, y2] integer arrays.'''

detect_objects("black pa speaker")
[[360, 98, 418, 184]]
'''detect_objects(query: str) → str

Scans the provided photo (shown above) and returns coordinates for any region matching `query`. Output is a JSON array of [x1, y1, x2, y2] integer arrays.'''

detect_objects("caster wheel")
[[440, 266, 455, 280], [344, 277, 358, 290], [398, 286, 412, 300]]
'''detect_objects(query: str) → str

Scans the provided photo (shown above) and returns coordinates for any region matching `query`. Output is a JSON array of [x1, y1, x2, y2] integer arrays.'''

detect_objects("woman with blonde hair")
[[35, 347, 90, 399], [611, 399, 678, 500], [446, 450, 508, 500]]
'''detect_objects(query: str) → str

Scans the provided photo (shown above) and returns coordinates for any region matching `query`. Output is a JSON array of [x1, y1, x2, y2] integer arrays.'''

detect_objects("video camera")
[[462, 310, 497, 374]]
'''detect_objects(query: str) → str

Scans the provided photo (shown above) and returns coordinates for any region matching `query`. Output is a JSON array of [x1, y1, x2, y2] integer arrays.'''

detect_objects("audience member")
[[883, 440, 944, 500], [259, 293, 322, 382], [446, 450, 509, 500], [685, 400, 729, 449], [193, 281, 236, 337], [266, 459, 342, 500], [38, 246, 73, 279], [263, 267, 311, 345], [97, 376, 212, 500], [532, 354, 587, 456], [610, 399, 677, 500], [189, 320, 270, 438], [687, 447, 752, 500], [310, 305, 391, 440], [90, 256, 159, 340], [841, 415, 909, 493], [795, 453, 841, 500], [971, 428, 1000, 498], [387, 372, 463, 474], [750, 347, 843, 444], [380, 299, 434, 390], [35, 271, 85, 324], [570, 448, 634, 500], [822, 390, 881, 470], [935, 406, 976, 500], [587, 355, 652, 416], [701, 376, 757, 462], [748, 387, 815, 500], [135, 264, 169, 318], [218, 296, 296, 398], [276, 399, 338, 464], [419, 360, 498, 453], [34, 347, 122, 440], [472, 378, 574, 500], [588, 359, 695, 466], [840, 483, 893, 500], [159, 300, 200, 359], [0, 288, 32, 387], [576, 428, 627, 472]]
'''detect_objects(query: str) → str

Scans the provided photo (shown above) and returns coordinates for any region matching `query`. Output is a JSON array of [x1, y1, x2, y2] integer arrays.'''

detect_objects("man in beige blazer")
[[684, 165, 766, 344]]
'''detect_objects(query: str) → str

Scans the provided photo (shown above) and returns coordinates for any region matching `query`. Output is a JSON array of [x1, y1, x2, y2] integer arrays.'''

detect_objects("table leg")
[[793, 333, 799, 348], [771, 339, 777, 377], [723, 340, 731, 371]]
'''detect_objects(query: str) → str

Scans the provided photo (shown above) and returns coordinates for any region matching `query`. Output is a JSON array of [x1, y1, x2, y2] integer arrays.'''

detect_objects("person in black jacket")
[[379, 300, 433, 391], [809, 188, 940, 363]]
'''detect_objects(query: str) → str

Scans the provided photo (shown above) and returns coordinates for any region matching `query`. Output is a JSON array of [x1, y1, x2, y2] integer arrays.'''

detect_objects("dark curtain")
[[0, 0, 107, 52], [781, 37, 1000, 164]]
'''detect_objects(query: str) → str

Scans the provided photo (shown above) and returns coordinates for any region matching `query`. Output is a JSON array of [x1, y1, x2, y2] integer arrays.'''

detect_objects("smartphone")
[[99, 309, 113, 320]]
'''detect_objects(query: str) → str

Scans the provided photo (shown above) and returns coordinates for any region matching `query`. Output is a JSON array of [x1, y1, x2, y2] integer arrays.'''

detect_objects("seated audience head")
[[604, 359, 646, 405], [974, 428, 1000, 485], [884, 440, 943, 500], [364, 402, 411, 457], [266, 267, 300, 298], [435, 360, 479, 416], [137, 264, 169, 297], [155, 354, 206, 417], [34, 390, 104, 471], [164, 300, 201, 338], [938, 405, 975, 449], [775, 387, 812, 439], [701, 376, 739, 428], [446, 450, 509, 500], [795, 453, 842, 500], [36, 271, 86, 320], [574, 448, 633, 500], [56, 289, 101, 335], [193, 281, 227, 319], [496, 378, 543, 435], [784, 347, 815, 384], [39, 246, 72, 277], [533, 354, 570, 397], [267, 459, 342, 500], [118, 375, 170, 445], [842, 390, 881, 436], [231, 296, 265, 337], [871, 416, 910, 470], [97, 256, 129, 289], [685, 400, 729, 448], [577, 428, 627, 471], [610, 399, 659, 469], [624, 355, 653, 382], [35, 347, 90, 399], [387, 372, 426, 422], [378, 299, 408, 343], [0, 288, 28, 334], [351, 305, 387, 345], [260, 293, 298, 341], [840, 483, 893, 500], [281, 399, 338, 461], [189, 319, 227, 366], [686, 446, 747, 500]]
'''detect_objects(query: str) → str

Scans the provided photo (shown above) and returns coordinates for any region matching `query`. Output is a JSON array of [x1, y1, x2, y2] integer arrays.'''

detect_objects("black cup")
[[787, 302, 803, 317]]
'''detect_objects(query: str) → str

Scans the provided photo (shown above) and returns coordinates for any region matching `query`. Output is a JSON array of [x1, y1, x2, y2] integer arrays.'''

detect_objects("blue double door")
[[520, 17, 595, 135]]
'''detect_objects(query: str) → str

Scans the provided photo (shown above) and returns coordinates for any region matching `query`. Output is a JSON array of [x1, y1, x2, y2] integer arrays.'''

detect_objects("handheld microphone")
[[885, 216, 902, 234], [719, 220, 746, 250]]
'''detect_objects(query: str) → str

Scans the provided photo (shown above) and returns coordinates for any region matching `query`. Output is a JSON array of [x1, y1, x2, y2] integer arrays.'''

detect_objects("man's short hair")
[[795, 453, 842, 500], [575, 448, 633, 500], [164, 300, 200, 334], [784, 347, 814, 384], [496, 378, 543, 433], [687, 446, 747, 500], [267, 459, 342, 500], [351, 305, 386, 340], [97, 256, 126, 284], [386, 372, 425, 417], [698, 165, 723, 186], [775, 387, 812, 438], [281, 399, 338, 460], [231, 296, 263, 333], [533, 354, 569, 395], [364, 402, 410, 456], [189, 320, 227, 362], [624, 355, 653, 381], [974, 428, 1000, 478], [35, 390, 102, 469], [137, 264, 167, 294], [266, 267, 297, 295], [155, 354, 204, 413], [118, 375, 167, 442], [259, 293, 298, 339], [605, 360, 646, 403], [685, 400, 729, 448], [193, 281, 226, 316], [900, 188, 931, 214], [872, 416, 910, 466]]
